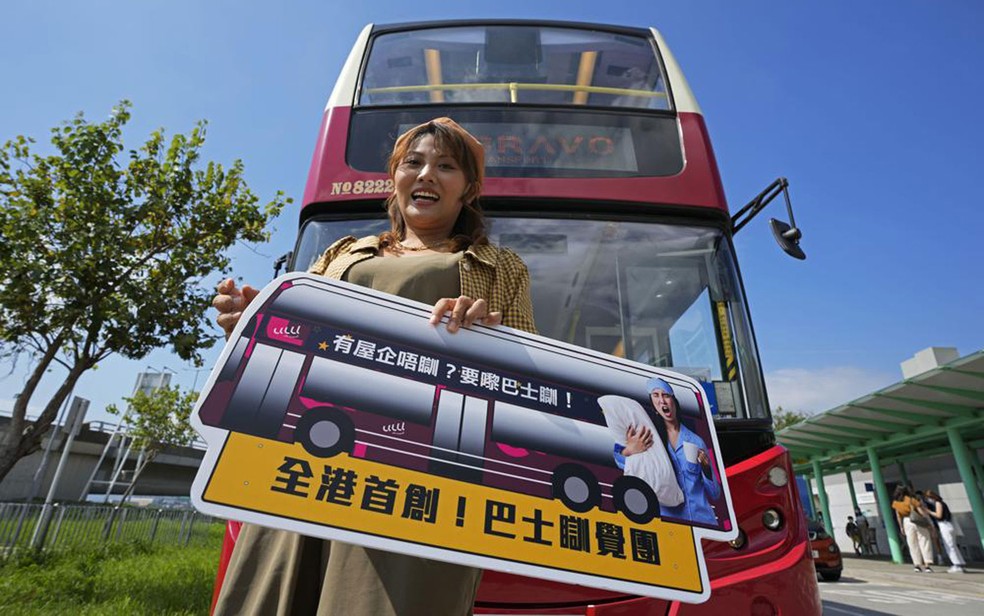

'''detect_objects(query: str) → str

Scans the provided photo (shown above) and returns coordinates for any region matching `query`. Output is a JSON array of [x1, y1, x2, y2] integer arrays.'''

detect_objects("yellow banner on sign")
[[203, 433, 703, 591]]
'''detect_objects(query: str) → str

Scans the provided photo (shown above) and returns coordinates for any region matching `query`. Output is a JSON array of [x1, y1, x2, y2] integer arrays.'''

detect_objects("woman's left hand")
[[430, 295, 502, 333], [696, 449, 711, 471]]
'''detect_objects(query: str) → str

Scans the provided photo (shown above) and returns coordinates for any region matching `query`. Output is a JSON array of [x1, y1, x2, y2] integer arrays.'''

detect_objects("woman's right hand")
[[212, 278, 259, 339], [622, 425, 654, 456], [429, 295, 502, 333]]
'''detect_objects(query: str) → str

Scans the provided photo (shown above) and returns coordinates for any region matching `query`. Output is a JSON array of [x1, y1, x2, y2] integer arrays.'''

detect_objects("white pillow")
[[598, 394, 684, 507]]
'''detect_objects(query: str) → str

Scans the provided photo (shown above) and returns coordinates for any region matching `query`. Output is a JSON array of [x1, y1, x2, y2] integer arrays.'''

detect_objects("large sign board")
[[191, 273, 737, 603]]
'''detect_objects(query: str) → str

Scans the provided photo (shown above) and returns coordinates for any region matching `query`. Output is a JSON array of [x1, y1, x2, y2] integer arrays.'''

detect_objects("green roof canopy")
[[777, 350, 984, 475]]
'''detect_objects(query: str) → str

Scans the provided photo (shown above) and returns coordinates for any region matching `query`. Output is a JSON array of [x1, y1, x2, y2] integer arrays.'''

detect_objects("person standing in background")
[[845, 516, 861, 555], [854, 509, 871, 556], [916, 490, 944, 565], [923, 490, 966, 573], [891, 485, 935, 572]]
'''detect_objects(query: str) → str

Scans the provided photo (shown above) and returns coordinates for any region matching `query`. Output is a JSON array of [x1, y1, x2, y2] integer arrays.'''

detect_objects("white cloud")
[[765, 366, 896, 414]]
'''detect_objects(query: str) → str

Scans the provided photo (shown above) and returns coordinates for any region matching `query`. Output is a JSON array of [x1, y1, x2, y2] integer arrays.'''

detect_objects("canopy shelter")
[[777, 350, 984, 564]]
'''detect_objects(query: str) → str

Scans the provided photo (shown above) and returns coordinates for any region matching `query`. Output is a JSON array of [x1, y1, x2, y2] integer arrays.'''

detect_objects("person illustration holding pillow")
[[611, 377, 721, 525]]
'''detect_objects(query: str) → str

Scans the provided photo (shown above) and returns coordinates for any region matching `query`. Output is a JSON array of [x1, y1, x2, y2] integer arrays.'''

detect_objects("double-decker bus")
[[213, 20, 818, 615]]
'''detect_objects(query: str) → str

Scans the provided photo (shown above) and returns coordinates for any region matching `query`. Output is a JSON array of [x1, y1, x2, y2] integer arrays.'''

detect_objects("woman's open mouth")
[[411, 190, 440, 205]]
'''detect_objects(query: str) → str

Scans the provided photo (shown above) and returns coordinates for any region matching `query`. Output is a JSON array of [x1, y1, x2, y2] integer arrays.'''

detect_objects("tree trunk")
[[117, 449, 158, 507], [0, 357, 88, 485], [3, 331, 67, 452]]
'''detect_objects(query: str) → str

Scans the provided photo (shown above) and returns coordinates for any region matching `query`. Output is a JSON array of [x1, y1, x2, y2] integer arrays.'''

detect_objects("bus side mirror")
[[274, 251, 293, 277], [732, 178, 806, 261], [769, 219, 805, 260]]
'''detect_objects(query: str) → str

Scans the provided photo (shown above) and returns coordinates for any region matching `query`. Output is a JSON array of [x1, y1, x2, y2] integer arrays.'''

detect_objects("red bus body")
[[303, 107, 727, 212]]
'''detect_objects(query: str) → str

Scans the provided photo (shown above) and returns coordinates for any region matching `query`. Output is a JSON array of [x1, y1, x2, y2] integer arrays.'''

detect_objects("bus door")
[[431, 390, 488, 483]]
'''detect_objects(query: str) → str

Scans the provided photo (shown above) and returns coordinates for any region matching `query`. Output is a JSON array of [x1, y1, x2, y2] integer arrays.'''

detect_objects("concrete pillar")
[[897, 460, 910, 489], [946, 427, 984, 554], [846, 470, 859, 513], [867, 446, 903, 563], [812, 460, 833, 537], [969, 447, 984, 496], [804, 475, 815, 518]]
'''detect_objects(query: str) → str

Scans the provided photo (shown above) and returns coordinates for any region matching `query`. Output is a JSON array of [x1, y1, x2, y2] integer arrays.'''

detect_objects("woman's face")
[[394, 134, 468, 238], [650, 390, 677, 423]]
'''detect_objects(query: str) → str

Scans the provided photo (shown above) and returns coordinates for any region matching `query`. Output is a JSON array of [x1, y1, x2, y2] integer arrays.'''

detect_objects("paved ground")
[[820, 555, 984, 616]]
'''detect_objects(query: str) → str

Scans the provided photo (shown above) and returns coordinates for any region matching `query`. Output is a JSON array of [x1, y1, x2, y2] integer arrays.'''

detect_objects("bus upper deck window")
[[360, 25, 670, 110]]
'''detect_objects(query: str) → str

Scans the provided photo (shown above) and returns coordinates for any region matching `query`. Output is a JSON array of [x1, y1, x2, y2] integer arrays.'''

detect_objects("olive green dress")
[[214, 252, 483, 616]]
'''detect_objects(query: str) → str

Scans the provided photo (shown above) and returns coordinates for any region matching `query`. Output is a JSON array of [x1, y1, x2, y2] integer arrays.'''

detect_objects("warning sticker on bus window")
[[190, 273, 737, 603]]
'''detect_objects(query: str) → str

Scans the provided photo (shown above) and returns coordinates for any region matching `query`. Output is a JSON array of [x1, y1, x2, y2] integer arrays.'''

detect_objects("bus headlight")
[[762, 508, 784, 531], [767, 466, 788, 487]]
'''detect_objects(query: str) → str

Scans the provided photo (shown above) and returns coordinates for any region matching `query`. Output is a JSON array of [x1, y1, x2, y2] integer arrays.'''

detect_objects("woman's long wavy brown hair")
[[379, 118, 488, 252]]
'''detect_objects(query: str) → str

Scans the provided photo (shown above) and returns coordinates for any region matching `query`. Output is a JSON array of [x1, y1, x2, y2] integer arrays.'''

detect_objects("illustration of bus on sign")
[[194, 273, 735, 536]]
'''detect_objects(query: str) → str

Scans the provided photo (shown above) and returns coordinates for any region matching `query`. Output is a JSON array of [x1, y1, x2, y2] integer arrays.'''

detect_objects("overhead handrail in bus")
[[364, 82, 668, 104], [731, 177, 806, 260]]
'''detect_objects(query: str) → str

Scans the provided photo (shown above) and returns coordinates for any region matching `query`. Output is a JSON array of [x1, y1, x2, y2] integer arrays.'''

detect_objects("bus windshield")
[[361, 25, 670, 110], [294, 217, 767, 422]]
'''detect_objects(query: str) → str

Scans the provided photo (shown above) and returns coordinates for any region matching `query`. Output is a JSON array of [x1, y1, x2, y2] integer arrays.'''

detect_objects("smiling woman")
[[385, 122, 481, 253], [210, 117, 537, 615]]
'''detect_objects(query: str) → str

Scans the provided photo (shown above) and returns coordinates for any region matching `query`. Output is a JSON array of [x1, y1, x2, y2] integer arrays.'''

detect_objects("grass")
[[0, 523, 224, 615]]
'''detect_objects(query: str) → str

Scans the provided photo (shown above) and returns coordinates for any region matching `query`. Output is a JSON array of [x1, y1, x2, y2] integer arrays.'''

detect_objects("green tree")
[[0, 101, 289, 482], [105, 385, 198, 505], [772, 406, 809, 431]]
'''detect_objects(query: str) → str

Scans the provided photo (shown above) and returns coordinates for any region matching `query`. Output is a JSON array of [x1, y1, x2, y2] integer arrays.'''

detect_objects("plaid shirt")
[[309, 235, 537, 334]]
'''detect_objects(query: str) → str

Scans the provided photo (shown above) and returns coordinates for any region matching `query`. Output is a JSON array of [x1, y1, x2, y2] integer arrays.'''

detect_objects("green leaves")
[[0, 101, 291, 481], [0, 100, 289, 365], [772, 406, 809, 431], [107, 385, 199, 453]]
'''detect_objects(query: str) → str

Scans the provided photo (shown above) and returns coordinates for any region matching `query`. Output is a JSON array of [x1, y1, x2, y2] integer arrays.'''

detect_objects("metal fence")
[[0, 502, 221, 555]]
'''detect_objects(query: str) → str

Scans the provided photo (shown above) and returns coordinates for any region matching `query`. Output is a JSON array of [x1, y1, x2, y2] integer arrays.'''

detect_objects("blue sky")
[[1, 1, 981, 424]]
